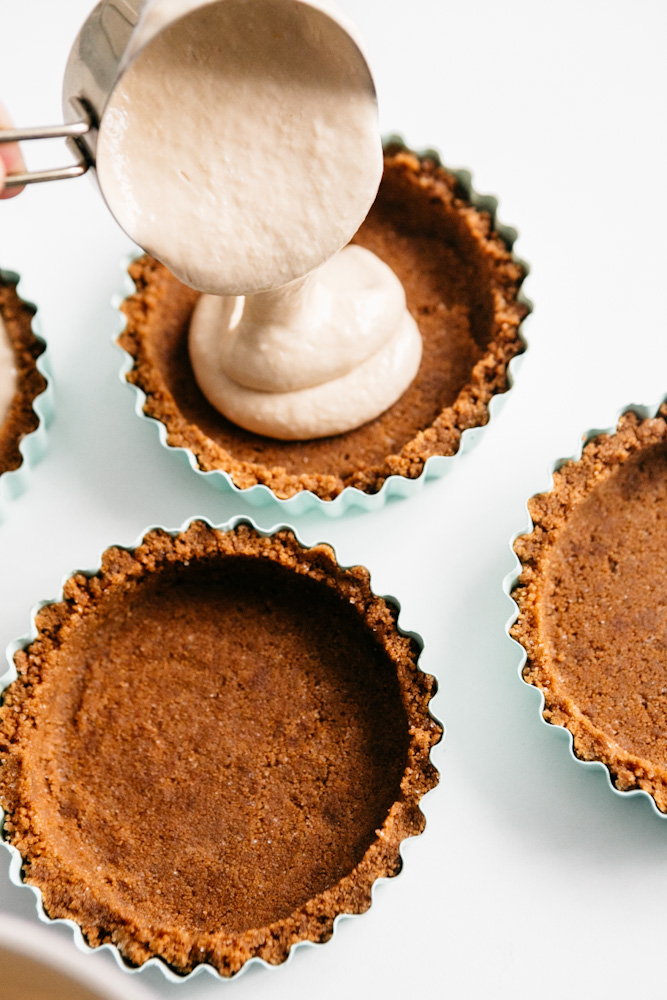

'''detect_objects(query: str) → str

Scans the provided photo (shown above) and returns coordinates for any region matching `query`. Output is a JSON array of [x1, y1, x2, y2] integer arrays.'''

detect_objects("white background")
[[1, 1, 667, 998]]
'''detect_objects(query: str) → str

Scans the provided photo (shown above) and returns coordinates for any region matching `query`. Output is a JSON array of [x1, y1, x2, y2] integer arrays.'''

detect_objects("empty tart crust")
[[512, 407, 667, 812], [0, 521, 441, 977], [119, 145, 528, 501], [0, 274, 47, 475]]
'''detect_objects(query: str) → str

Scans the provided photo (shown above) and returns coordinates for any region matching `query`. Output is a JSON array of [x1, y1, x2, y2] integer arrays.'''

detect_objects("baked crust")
[[0, 521, 441, 976], [512, 407, 667, 811], [119, 146, 528, 500], [0, 274, 47, 474]]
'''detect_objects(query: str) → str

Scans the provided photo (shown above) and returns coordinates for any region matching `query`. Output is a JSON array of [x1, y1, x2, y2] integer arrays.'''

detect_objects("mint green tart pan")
[[0, 516, 441, 983], [505, 400, 667, 820], [0, 270, 52, 516], [114, 140, 531, 517]]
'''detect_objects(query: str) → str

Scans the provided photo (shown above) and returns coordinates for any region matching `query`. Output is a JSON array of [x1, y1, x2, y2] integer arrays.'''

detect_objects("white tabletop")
[[1, 1, 666, 998]]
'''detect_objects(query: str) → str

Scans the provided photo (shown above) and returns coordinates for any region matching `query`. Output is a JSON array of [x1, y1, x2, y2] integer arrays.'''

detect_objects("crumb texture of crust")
[[118, 145, 528, 500], [512, 407, 667, 812], [0, 521, 441, 977], [0, 276, 47, 475]]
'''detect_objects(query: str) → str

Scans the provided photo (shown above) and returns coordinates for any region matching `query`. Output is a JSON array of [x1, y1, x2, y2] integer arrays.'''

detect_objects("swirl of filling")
[[188, 245, 422, 440]]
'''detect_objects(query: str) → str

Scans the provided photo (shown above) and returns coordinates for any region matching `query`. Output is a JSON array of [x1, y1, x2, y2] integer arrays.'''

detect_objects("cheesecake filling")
[[189, 245, 421, 439], [97, 0, 382, 297], [0, 316, 16, 425], [101, 0, 421, 439], [102, 0, 421, 440]]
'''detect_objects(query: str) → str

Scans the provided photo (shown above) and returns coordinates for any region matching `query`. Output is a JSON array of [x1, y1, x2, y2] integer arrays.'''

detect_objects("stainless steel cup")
[[0, 0, 375, 203], [1, 0, 143, 188]]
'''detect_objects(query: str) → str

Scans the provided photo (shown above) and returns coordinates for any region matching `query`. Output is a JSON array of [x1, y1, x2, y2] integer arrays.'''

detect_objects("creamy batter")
[[0, 316, 16, 425], [101, 0, 420, 438], [97, 0, 382, 296], [189, 245, 422, 439]]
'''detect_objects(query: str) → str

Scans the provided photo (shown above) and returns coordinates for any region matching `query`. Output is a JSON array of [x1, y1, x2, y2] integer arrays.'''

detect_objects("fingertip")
[[0, 104, 27, 199], [0, 158, 24, 200]]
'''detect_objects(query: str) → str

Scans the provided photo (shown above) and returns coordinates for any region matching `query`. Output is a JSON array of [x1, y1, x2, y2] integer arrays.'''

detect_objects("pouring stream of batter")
[[98, 0, 421, 438]]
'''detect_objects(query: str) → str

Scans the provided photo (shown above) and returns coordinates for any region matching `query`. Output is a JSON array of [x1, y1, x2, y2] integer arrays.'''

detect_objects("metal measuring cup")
[[0, 0, 376, 196], [0, 0, 143, 189]]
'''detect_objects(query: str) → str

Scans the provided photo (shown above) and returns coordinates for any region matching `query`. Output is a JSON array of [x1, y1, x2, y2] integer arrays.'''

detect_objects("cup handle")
[[0, 119, 91, 187]]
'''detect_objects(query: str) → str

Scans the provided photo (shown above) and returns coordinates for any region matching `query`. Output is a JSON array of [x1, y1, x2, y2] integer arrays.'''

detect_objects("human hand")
[[0, 104, 25, 199]]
